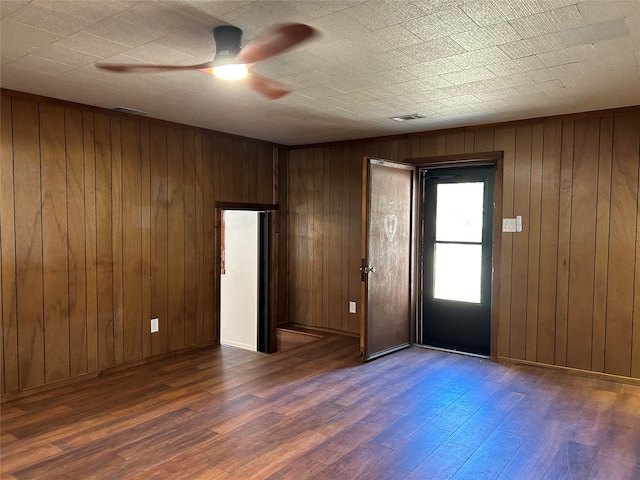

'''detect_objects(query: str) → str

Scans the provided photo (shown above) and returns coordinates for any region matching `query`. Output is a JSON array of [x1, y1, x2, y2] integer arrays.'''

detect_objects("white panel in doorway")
[[220, 211, 258, 351]]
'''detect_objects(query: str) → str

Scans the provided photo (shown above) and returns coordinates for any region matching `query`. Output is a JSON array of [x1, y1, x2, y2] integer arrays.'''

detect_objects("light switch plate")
[[349, 301, 356, 314], [151, 318, 159, 333], [503, 218, 517, 233]]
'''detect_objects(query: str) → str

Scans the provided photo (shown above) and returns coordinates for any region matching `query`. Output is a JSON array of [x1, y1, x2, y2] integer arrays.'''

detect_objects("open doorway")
[[217, 204, 275, 353], [220, 210, 259, 351]]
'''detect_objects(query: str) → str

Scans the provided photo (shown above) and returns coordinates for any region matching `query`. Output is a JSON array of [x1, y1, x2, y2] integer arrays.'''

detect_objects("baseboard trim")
[[1, 340, 218, 404], [497, 356, 640, 386]]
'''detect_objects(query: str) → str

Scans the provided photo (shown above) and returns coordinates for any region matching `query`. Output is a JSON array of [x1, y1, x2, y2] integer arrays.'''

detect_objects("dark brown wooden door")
[[361, 158, 415, 361]]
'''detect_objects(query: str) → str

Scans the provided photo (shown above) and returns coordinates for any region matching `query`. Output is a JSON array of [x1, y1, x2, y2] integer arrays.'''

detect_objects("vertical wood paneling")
[[13, 99, 45, 389], [256, 145, 264, 203], [40, 103, 70, 383], [436, 135, 446, 155], [311, 148, 324, 329], [474, 128, 495, 152], [288, 150, 300, 323], [140, 122, 151, 359], [194, 133, 204, 345], [389, 139, 400, 161], [94, 113, 114, 368], [5, 91, 640, 397], [203, 136, 215, 342], [410, 138, 420, 159], [525, 123, 543, 361], [464, 131, 475, 153], [266, 145, 275, 204], [83, 112, 98, 374], [378, 141, 391, 160], [219, 138, 233, 202], [399, 138, 412, 162], [537, 121, 562, 364], [348, 144, 364, 333], [494, 127, 516, 357], [297, 149, 310, 326], [445, 132, 465, 155], [111, 118, 124, 365], [566, 117, 599, 370], [555, 120, 574, 367], [592, 116, 613, 373], [284, 110, 640, 379], [167, 128, 185, 351], [328, 147, 343, 332], [1, 98, 18, 393], [2, 93, 277, 395], [419, 136, 437, 157], [241, 142, 249, 202], [341, 146, 350, 331], [65, 108, 87, 377], [606, 114, 639, 376], [510, 125, 532, 360], [121, 118, 142, 363], [278, 148, 289, 325], [150, 124, 168, 356], [183, 132, 197, 347], [232, 140, 243, 201], [246, 142, 257, 203], [321, 148, 330, 328]]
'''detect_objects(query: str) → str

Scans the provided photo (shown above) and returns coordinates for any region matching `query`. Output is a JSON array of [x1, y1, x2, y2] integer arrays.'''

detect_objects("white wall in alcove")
[[220, 210, 258, 351]]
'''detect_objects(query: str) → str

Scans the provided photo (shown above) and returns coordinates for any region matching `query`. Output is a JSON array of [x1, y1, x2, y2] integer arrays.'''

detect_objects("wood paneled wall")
[[286, 108, 640, 379], [0, 92, 276, 395]]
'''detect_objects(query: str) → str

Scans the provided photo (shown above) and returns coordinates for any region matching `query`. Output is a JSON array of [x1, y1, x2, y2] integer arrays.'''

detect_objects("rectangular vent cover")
[[112, 106, 147, 115], [390, 113, 424, 122]]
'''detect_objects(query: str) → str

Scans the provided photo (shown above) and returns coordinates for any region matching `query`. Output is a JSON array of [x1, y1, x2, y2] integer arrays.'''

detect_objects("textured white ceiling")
[[1, 0, 639, 145]]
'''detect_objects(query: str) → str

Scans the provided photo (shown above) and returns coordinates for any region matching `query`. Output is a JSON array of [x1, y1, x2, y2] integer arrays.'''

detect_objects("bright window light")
[[212, 63, 248, 80]]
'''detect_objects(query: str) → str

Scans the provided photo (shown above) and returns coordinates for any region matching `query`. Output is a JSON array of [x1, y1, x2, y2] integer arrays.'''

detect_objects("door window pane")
[[436, 182, 484, 242], [433, 243, 482, 303]]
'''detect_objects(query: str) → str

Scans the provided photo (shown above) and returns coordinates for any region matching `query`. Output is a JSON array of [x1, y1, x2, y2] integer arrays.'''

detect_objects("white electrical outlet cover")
[[349, 302, 356, 314], [151, 318, 159, 333]]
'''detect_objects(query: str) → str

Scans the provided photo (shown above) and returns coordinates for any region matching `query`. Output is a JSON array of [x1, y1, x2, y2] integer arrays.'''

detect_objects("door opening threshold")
[[413, 343, 490, 359]]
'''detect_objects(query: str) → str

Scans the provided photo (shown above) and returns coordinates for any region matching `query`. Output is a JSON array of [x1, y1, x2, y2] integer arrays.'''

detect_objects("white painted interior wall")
[[220, 210, 258, 351]]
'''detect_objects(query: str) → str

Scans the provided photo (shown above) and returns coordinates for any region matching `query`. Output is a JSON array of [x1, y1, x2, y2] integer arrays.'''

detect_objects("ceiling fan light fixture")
[[212, 63, 249, 80], [211, 25, 247, 80]]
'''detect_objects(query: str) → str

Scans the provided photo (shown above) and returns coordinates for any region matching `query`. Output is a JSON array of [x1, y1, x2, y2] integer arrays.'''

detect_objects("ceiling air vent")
[[390, 113, 424, 122], [112, 106, 147, 116]]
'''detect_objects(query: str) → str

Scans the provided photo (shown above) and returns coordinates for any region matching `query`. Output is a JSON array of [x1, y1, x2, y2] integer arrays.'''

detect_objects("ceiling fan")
[[95, 23, 316, 100]]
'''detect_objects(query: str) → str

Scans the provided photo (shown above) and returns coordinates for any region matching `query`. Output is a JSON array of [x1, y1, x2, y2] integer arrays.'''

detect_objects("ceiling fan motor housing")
[[213, 25, 243, 65]]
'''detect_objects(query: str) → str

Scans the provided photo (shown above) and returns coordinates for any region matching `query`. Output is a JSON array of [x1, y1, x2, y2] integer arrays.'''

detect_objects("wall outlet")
[[349, 301, 357, 314], [150, 318, 159, 333]]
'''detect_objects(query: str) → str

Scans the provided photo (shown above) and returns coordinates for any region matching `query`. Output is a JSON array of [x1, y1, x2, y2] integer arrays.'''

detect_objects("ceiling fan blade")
[[236, 23, 316, 65], [247, 71, 291, 100], [96, 61, 215, 73]]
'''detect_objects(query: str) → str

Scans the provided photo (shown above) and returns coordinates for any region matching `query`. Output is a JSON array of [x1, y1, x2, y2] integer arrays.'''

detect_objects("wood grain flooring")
[[276, 328, 324, 353], [2, 335, 639, 480]]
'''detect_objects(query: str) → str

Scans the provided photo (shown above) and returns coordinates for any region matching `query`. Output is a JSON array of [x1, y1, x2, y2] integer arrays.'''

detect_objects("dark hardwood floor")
[[2, 335, 639, 479]]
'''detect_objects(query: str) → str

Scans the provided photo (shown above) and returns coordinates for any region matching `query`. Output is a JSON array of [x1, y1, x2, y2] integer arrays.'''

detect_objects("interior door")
[[361, 158, 415, 361], [420, 166, 494, 355]]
